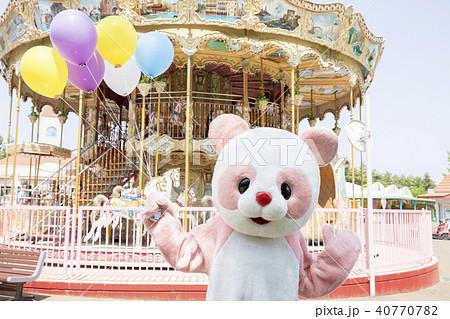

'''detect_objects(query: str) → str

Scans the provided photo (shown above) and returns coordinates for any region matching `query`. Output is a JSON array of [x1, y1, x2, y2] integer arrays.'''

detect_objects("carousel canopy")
[[0, 0, 384, 122]]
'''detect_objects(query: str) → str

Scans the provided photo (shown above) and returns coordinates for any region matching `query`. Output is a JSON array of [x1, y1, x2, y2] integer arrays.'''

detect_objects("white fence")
[[0, 206, 433, 276]]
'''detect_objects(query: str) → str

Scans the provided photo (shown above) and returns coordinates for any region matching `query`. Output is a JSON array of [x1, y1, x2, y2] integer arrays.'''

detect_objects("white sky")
[[0, 0, 448, 184]]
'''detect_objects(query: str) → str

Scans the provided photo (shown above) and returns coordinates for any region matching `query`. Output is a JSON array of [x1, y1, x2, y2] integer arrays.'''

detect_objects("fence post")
[[63, 207, 71, 273]]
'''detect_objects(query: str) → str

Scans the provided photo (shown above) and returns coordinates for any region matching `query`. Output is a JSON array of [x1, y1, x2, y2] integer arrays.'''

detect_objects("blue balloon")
[[135, 32, 174, 78]]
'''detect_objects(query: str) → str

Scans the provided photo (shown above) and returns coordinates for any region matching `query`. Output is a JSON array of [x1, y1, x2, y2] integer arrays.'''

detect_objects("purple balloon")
[[50, 9, 97, 66], [68, 51, 105, 92]]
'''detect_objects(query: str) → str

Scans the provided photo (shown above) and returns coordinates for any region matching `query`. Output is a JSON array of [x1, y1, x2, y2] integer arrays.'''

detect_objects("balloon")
[[135, 32, 174, 78], [67, 51, 105, 92], [21, 46, 68, 99], [104, 58, 141, 96], [50, 9, 97, 66], [97, 16, 137, 67]]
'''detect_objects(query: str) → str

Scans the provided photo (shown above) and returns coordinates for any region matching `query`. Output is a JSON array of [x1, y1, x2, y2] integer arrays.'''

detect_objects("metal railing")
[[0, 206, 433, 276]]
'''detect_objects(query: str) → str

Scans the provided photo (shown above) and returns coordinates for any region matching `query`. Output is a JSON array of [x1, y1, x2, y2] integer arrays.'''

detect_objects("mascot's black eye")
[[281, 183, 291, 200], [238, 178, 250, 194]]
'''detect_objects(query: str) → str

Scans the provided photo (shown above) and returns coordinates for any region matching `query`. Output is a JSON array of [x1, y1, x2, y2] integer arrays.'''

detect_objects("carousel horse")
[[86, 168, 181, 243]]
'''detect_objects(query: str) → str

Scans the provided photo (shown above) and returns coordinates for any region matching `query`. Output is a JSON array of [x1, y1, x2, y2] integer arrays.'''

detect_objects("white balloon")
[[104, 57, 141, 96]]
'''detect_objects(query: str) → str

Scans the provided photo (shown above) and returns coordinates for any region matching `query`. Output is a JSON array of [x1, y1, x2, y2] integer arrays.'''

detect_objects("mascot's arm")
[[298, 225, 361, 298], [143, 192, 232, 274]]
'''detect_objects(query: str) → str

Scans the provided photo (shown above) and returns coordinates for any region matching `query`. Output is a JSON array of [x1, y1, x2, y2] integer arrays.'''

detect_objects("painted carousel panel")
[[308, 12, 340, 43], [77, 0, 122, 22], [34, 1, 64, 32], [347, 24, 365, 57], [5, 11, 27, 46], [257, 0, 300, 31], [195, 0, 244, 22], [140, 0, 182, 20]]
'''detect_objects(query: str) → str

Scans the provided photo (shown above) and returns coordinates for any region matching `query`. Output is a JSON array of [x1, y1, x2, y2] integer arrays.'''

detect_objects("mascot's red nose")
[[256, 192, 272, 207]]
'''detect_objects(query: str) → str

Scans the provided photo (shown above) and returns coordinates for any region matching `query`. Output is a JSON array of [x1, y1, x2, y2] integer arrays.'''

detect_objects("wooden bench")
[[0, 248, 47, 301]]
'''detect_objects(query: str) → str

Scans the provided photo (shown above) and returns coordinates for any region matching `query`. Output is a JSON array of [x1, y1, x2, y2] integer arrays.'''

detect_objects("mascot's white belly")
[[207, 231, 299, 301]]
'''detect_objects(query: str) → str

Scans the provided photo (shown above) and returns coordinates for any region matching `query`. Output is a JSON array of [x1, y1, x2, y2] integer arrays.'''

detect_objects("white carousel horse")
[[84, 192, 148, 243], [86, 168, 181, 243]]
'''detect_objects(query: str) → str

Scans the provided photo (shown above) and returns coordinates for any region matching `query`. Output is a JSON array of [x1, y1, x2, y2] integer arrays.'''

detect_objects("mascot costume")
[[143, 114, 360, 301]]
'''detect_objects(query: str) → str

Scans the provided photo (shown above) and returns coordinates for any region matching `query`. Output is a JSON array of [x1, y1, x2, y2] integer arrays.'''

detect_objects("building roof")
[[434, 174, 450, 193], [417, 174, 450, 199], [41, 105, 58, 118]]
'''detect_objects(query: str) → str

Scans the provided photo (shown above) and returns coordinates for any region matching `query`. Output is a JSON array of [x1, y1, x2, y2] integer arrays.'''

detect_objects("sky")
[[0, 0, 449, 184]]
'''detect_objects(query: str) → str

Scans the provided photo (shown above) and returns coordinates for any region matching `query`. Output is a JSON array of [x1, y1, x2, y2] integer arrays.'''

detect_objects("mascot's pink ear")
[[209, 114, 250, 153], [299, 127, 338, 167]]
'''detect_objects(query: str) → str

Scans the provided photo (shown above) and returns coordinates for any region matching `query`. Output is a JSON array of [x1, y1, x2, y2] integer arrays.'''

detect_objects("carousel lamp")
[[58, 101, 68, 124], [28, 103, 39, 124], [137, 75, 152, 97]]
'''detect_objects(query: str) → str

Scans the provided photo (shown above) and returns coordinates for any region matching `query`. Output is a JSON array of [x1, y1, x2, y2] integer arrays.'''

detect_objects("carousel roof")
[[5, 142, 73, 159], [0, 0, 384, 121]]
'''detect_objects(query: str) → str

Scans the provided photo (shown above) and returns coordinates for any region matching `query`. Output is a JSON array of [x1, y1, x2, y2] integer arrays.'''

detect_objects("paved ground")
[[1, 240, 449, 301]]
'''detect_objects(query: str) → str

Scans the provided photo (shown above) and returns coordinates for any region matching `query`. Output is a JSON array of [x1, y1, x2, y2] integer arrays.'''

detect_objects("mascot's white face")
[[209, 115, 338, 238]]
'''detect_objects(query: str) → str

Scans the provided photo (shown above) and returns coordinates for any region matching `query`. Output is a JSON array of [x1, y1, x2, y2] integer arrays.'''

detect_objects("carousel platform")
[[17, 257, 439, 300]]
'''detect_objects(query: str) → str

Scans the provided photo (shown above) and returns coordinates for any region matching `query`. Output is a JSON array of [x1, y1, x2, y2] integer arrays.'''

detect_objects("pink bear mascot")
[[143, 114, 360, 300]]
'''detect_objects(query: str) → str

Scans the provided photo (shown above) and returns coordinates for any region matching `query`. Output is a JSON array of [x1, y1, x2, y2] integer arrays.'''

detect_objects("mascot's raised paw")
[[144, 114, 361, 301], [322, 225, 361, 275]]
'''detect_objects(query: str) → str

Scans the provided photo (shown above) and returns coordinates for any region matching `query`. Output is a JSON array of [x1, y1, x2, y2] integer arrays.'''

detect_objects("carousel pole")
[[28, 109, 36, 188], [74, 90, 84, 209], [260, 57, 265, 127], [10, 77, 22, 205], [280, 78, 284, 129], [154, 84, 162, 176], [365, 94, 375, 296], [360, 100, 364, 207], [184, 55, 192, 232], [3, 85, 14, 195], [290, 68, 295, 134], [34, 108, 41, 188], [242, 60, 249, 123], [138, 85, 148, 193], [350, 86, 356, 208]]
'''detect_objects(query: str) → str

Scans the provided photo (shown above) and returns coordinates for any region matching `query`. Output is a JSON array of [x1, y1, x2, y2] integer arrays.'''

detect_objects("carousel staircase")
[[78, 143, 139, 206]]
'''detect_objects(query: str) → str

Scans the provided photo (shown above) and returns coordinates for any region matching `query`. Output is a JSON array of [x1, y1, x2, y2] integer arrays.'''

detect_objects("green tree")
[[0, 136, 13, 160], [444, 150, 450, 176], [345, 165, 436, 197]]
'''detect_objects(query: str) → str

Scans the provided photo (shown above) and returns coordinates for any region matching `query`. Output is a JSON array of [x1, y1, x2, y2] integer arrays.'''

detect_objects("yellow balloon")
[[21, 46, 68, 99], [97, 16, 137, 68]]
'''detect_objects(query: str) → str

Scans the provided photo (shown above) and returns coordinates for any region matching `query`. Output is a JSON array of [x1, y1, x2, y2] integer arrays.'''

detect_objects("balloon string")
[[84, 64, 152, 178], [58, 95, 144, 176]]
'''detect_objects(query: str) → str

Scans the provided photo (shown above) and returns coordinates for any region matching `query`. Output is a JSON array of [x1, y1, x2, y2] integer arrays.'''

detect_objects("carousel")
[[4, 1, 438, 301], [0, 0, 384, 212]]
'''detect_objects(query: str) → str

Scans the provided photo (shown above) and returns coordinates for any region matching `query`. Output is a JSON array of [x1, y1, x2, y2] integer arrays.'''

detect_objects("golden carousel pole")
[[350, 86, 356, 208], [28, 116, 36, 188], [360, 98, 364, 208], [184, 55, 192, 232], [242, 60, 249, 123], [290, 68, 295, 134], [10, 77, 22, 205], [154, 83, 162, 176], [260, 57, 265, 127], [138, 85, 147, 193], [34, 105, 41, 188], [3, 84, 14, 195], [74, 90, 84, 209]]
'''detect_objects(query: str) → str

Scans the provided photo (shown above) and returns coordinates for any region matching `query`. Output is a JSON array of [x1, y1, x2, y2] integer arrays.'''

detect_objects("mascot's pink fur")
[[144, 114, 361, 301]]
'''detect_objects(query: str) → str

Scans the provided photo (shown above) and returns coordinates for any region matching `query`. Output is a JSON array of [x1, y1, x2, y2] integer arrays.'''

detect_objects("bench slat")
[[0, 257, 39, 266], [0, 262, 36, 270], [0, 248, 40, 256], [0, 267, 34, 276], [0, 253, 40, 261]]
